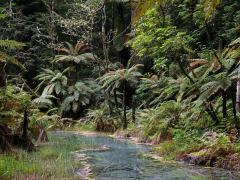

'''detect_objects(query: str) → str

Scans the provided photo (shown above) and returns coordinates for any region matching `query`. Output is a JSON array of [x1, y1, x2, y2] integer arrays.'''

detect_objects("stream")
[[53, 131, 240, 180]]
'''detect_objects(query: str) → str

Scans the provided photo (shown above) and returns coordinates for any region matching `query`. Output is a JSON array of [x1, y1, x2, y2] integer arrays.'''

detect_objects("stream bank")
[[76, 131, 240, 179], [110, 129, 240, 172]]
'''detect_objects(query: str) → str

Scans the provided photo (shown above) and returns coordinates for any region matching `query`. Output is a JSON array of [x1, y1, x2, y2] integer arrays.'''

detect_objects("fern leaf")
[[0, 40, 25, 49]]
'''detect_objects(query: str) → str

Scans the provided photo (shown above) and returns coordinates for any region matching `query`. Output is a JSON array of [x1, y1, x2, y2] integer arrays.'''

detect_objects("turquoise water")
[[53, 131, 240, 180]]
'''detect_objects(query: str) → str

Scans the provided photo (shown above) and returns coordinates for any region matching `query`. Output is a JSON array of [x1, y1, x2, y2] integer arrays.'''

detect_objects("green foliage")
[[154, 129, 202, 160], [0, 51, 24, 69], [1, 0, 240, 172], [0, 132, 96, 179], [130, 8, 192, 74], [61, 80, 95, 113], [99, 64, 143, 93], [132, 0, 168, 23], [35, 68, 68, 96], [201, 132, 232, 150], [136, 75, 178, 107], [0, 40, 25, 68], [204, 0, 221, 22], [0, 86, 31, 127], [0, 6, 8, 20], [54, 42, 95, 64], [32, 94, 55, 109], [57, 1, 101, 41], [87, 108, 120, 132], [0, 40, 25, 49], [98, 64, 143, 128], [0, 155, 39, 178], [137, 101, 182, 142]]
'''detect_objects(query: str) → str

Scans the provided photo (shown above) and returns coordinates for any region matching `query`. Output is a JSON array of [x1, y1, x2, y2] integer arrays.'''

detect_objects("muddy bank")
[[178, 148, 240, 171]]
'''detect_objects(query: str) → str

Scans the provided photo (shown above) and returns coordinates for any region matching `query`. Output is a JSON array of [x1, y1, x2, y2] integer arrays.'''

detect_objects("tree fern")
[[98, 64, 143, 129], [35, 68, 68, 95], [32, 95, 55, 108], [61, 80, 96, 113], [54, 42, 95, 64]]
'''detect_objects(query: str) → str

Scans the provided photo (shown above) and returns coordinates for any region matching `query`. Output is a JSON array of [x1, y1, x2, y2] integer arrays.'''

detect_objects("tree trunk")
[[236, 80, 240, 113], [68, 63, 72, 83], [132, 96, 136, 123], [102, 3, 109, 72], [231, 87, 240, 133], [177, 60, 195, 84], [123, 81, 127, 129], [0, 125, 12, 153], [19, 109, 35, 151], [114, 88, 121, 117], [206, 104, 219, 125], [209, 104, 219, 124], [222, 90, 227, 118], [0, 62, 7, 88], [22, 109, 29, 140], [205, 21, 212, 44]]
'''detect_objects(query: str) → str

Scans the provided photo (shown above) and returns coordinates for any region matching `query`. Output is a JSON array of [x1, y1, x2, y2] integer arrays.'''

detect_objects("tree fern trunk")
[[222, 90, 227, 118], [231, 87, 239, 133], [206, 104, 219, 124], [132, 95, 136, 123], [209, 104, 219, 125], [0, 62, 7, 88], [123, 81, 127, 129], [22, 109, 28, 140], [0, 125, 12, 153], [236, 80, 240, 113], [114, 88, 121, 117], [20, 109, 35, 151]]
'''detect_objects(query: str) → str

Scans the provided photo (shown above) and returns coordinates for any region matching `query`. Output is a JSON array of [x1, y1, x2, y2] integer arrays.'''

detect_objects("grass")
[[0, 132, 94, 179], [64, 122, 96, 132], [76, 123, 95, 131], [0, 155, 39, 178]]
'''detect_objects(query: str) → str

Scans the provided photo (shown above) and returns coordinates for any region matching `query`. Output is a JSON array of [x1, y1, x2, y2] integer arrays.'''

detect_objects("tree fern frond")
[[204, 0, 221, 22], [0, 51, 24, 69], [0, 40, 25, 49]]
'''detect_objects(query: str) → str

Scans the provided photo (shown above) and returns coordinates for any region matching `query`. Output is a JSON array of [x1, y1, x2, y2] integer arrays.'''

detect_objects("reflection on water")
[[52, 131, 240, 180]]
